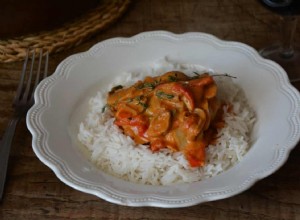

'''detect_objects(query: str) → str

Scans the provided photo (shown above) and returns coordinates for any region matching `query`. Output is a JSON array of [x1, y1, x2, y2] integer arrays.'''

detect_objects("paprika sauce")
[[106, 71, 225, 167]]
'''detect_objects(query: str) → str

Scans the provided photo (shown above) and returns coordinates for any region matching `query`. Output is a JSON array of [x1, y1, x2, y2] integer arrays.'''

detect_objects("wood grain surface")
[[0, 0, 299, 219]]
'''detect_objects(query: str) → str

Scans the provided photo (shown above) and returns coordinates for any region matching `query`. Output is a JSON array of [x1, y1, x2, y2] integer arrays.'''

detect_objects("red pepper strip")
[[173, 83, 195, 111], [184, 141, 206, 167], [150, 139, 165, 152], [129, 115, 149, 137], [114, 110, 132, 126], [115, 113, 149, 138], [156, 82, 195, 111]]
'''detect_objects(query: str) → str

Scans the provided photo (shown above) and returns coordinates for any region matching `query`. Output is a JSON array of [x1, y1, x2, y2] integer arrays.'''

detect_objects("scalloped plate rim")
[[26, 30, 300, 207]]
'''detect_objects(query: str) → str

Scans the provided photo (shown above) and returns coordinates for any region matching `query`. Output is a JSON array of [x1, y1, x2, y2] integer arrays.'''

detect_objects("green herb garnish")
[[135, 95, 144, 102], [136, 82, 156, 90], [191, 71, 203, 79], [156, 91, 174, 99], [101, 104, 109, 113], [129, 95, 148, 109], [168, 75, 178, 82], [211, 73, 237, 79], [126, 98, 134, 103], [139, 102, 149, 108]]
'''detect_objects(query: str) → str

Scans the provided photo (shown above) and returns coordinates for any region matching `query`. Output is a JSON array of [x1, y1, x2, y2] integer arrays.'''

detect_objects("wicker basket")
[[0, 0, 131, 63]]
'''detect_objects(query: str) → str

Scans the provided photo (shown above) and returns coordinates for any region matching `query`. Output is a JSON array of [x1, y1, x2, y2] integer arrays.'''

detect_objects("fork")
[[0, 49, 49, 201]]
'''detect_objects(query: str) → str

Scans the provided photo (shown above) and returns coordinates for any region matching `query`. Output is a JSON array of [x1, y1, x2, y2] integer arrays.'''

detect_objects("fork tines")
[[14, 49, 49, 107]]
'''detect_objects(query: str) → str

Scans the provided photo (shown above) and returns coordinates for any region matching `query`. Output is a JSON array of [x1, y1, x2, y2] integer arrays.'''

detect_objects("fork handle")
[[0, 117, 20, 201]]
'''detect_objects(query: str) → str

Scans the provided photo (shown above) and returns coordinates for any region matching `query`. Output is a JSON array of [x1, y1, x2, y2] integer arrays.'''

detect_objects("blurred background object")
[[0, 0, 131, 63], [258, 0, 300, 81], [0, 0, 100, 38]]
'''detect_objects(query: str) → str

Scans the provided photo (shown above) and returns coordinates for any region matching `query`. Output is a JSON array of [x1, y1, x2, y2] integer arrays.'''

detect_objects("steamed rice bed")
[[78, 61, 256, 185]]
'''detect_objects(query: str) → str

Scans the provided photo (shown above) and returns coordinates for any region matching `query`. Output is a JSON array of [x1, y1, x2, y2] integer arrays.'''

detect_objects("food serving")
[[107, 71, 223, 167], [78, 62, 256, 185]]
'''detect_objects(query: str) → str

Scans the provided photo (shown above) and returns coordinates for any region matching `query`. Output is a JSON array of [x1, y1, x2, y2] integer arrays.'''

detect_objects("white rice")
[[78, 60, 256, 185]]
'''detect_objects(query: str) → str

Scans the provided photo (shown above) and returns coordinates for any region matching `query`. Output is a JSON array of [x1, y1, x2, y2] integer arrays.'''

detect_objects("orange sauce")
[[107, 71, 225, 167]]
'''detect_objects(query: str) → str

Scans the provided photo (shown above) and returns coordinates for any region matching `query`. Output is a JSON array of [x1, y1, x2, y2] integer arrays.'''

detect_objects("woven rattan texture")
[[0, 0, 131, 63]]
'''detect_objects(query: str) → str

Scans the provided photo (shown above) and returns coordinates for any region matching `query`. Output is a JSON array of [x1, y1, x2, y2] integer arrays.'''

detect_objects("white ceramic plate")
[[26, 31, 300, 207]]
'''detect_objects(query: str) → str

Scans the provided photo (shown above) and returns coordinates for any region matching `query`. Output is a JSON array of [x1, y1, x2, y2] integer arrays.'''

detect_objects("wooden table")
[[0, 1, 299, 219]]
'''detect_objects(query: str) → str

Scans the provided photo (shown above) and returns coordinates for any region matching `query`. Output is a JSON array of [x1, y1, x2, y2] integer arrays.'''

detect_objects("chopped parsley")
[[168, 75, 178, 82], [101, 104, 110, 113], [156, 91, 174, 99], [130, 95, 148, 109], [211, 73, 237, 79], [138, 102, 149, 108], [136, 82, 156, 90]]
